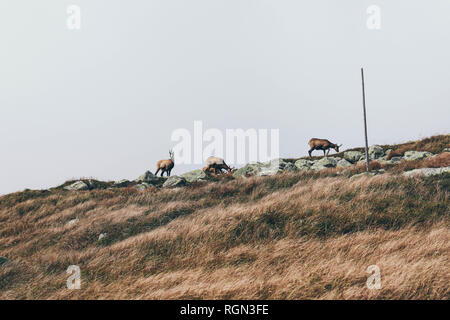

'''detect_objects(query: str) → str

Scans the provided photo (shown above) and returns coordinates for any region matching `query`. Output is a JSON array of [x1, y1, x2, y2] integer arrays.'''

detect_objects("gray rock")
[[66, 218, 79, 226], [336, 159, 353, 168], [403, 151, 433, 161], [98, 233, 107, 241], [344, 151, 363, 163], [162, 176, 186, 188], [135, 182, 153, 191], [294, 159, 314, 171], [369, 145, 385, 159], [444, 148, 450, 153], [311, 157, 338, 170], [181, 169, 207, 182], [390, 156, 403, 163], [402, 166, 450, 178], [233, 162, 263, 177], [64, 181, 89, 191], [258, 159, 297, 176], [136, 171, 159, 183]]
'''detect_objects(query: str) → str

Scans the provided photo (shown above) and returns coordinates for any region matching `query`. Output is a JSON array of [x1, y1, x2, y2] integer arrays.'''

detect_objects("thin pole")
[[361, 68, 370, 172]]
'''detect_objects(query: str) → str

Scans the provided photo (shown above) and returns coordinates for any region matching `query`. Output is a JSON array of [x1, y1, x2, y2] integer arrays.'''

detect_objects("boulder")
[[369, 145, 384, 159], [311, 157, 338, 170], [181, 169, 207, 183], [403, 151, 433, 161], [64, 181, 89, 191], [390, 156, 403, 163], [135, 171, 159, 183], [444, 148, 450, 153], [294, 159, 314, 171], [336, 159, 353, 168], [402, 166, 450, 178], [344, 151, 363, 163], [258, 159, 297, 176], [162, 176, 186, 188], [233, 162, 263, 177], [98, 233, 107, 241]]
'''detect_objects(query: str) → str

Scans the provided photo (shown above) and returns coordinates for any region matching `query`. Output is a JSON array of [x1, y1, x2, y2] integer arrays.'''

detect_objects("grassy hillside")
[[0, 136, 449, 299]]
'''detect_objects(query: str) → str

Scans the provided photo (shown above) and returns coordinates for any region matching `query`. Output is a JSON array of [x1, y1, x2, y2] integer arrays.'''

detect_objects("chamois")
[[155, 150, 175, 177], [308, 138, 342, 158], [203, 156, 232, 175]]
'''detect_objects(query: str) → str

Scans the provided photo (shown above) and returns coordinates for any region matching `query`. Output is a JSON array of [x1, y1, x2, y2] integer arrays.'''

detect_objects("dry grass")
[[386, 134, 450, 160], [1, 171, 449, 300]]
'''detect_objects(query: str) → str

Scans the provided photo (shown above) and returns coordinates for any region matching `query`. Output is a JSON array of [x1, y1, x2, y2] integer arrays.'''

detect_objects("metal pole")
[[361, 68, 370, 172]]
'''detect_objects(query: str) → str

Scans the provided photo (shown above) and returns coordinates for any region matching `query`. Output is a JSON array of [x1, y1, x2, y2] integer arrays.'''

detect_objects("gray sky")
[[1, 0, 449, 195]]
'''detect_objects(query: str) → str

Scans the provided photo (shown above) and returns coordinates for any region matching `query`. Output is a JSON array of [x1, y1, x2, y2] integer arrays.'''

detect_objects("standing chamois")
[[155, 150, 175, 177], [203, 156, 233, 175], [308, 138, 342, 158]]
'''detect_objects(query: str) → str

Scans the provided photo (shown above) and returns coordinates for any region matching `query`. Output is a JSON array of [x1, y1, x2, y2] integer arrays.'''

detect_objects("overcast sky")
[[1, 0, 449, 195]]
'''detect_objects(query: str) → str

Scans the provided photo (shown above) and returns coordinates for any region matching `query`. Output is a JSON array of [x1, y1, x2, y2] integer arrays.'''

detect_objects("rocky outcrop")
[[64, 181, 90, 191], [135, 171, 160, 183], [403, 151, 433, 161], [233, 162, 264, 177], [294, 159, 314, 171], [163, 176, 186, 188], [336, 159, 352, 168], [258, 159, 297, 176], [344, 151, 363, 163], [311, 157, 338, 170], [402, 166, 450, 178], [181, 169, 207, 183], [369, 145, 385, 159]]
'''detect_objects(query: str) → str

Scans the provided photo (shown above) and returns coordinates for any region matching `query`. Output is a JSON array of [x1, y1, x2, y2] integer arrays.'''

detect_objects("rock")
[[136, 171, 160, 183], [258, 159, 297, 176], [311, 157, 338, 170], [403, 151, 433, 161], [402, 167, 450, 178], [162, 176, 186, 188], [0, 256, 10, 267], [181, 169, 207, 183], [135, 182, 153, 191], [64, 181, 89, 191], [98, 233, 107, 241], [444, 148, 450, 153], [66, 218, 79, 226], [344, 151, 363, 163], [294, 159, 314, 171], [350, 172, 377, 180], [114, 179, 130, 187], [369, 145, 384, 159], [233, 162, 263, 177], [390, 156, 403, 163], [336, 159, 353, 168]]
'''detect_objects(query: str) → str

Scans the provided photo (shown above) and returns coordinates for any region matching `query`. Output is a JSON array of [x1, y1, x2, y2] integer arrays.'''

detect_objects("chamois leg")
[[326, 149, 330, 157], [323, 150, 326, 157], [308, 149, 313, 158], [155, 168, 160, 176]]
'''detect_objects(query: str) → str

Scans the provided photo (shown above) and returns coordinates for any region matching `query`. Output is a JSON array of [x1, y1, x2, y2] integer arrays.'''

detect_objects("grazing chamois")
[[155, 150, 175, 177], [308, 138, 342, 158], [203, 156, 232, 175]]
